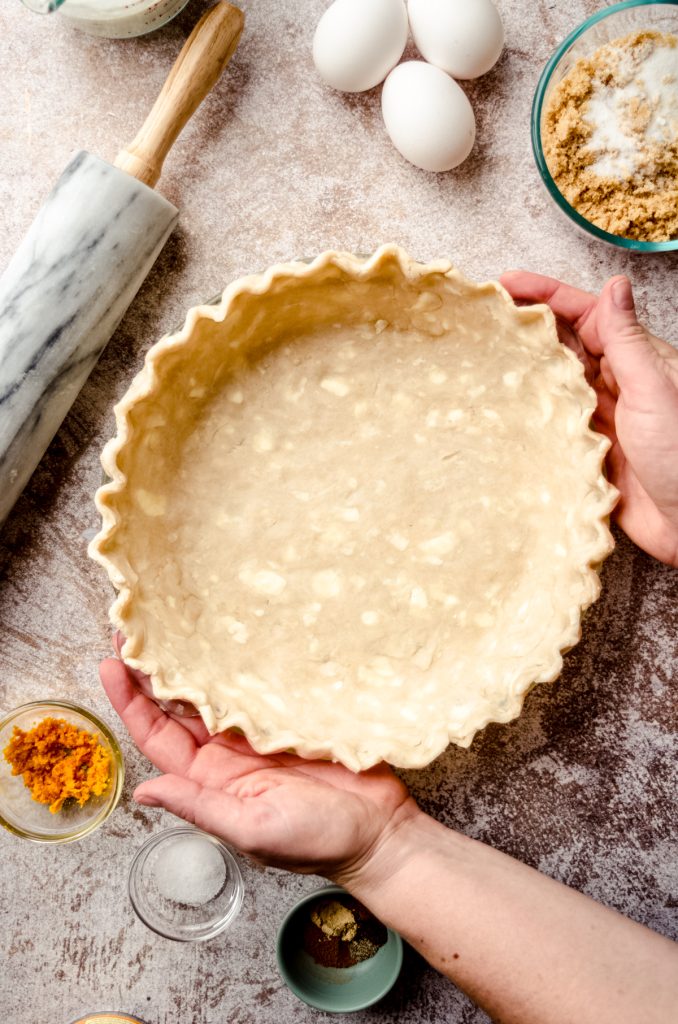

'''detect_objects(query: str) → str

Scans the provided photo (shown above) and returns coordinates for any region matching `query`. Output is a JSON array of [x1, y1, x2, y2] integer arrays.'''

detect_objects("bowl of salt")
[[128, 826, 244, 941]]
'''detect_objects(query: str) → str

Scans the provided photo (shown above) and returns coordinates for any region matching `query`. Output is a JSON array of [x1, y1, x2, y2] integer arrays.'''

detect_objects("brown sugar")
[[4, 716, 111, 813], [542, 31, 678, 241]]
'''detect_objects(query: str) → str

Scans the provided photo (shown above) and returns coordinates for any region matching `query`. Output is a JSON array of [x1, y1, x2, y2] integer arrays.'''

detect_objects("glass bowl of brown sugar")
[[532, 0, 678, 252]]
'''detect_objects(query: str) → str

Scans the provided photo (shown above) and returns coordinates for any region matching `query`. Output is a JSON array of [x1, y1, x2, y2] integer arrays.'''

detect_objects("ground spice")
[[4, 717, 111, 813], [302, 897, 387, 968], [542, 31, 678, 241]]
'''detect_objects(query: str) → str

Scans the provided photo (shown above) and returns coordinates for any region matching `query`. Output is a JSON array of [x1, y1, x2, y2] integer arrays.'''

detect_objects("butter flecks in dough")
[[89, 246, 617, 772]]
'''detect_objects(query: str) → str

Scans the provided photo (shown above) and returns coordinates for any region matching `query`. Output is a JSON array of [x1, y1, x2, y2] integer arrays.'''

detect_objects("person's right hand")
[[500, 272, 678, 568]]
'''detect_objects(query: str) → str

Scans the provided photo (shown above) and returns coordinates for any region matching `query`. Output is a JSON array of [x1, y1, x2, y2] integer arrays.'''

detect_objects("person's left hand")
[[99, 655, 416, 878]]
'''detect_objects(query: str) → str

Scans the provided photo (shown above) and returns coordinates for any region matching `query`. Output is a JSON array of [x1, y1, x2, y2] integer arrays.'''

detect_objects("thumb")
[[135, 774, 251, 850], [597, 276, 658, 398]]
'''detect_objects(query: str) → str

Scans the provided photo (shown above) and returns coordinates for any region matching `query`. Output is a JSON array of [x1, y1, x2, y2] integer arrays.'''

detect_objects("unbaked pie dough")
[[90, 246, 617, 771]]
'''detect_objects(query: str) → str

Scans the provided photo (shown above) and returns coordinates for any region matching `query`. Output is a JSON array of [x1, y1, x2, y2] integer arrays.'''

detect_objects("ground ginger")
[[3, 717, 111, 813]]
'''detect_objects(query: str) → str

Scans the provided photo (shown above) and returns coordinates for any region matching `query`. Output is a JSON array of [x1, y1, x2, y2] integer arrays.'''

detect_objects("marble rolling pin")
[[0, 1, 244, 525]]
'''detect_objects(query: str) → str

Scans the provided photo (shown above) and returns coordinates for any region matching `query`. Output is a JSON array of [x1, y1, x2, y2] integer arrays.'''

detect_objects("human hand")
[[99, 654, 417, 878], [500, 272, 678, 568]]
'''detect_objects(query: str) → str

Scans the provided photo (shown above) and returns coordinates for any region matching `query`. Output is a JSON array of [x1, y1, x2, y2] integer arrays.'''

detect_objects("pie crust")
[[90, 246, 617, 771]]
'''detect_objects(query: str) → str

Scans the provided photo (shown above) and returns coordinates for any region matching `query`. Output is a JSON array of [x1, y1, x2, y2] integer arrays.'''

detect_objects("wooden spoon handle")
[[115, 1, 244, 188]]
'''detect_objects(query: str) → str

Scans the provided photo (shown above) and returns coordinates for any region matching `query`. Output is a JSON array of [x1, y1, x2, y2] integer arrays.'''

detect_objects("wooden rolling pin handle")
[[115, 1, 244, 188]]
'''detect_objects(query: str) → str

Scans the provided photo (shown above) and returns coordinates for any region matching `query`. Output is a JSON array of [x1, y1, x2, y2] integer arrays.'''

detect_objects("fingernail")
[[135, 795, 159, 807], [612, 278, 634, 311]]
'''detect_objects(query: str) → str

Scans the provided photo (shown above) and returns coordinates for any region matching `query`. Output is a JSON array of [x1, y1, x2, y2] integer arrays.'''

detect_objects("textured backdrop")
[[0, 1, 676, 1022]]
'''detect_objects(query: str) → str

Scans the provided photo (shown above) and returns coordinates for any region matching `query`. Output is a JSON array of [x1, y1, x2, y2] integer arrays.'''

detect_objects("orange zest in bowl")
[[3, 717, 111, 813]]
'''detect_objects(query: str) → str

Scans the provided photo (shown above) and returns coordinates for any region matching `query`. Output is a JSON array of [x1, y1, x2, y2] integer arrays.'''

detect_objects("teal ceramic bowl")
[[532, 0, 678, 252], [276, 885, 403, 1012]]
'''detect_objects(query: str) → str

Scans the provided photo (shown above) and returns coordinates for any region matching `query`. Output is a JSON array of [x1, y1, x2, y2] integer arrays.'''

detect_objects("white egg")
[[313, 0, 409, 93], [408, 0, 504, 80], [381, 61, 476, 172]]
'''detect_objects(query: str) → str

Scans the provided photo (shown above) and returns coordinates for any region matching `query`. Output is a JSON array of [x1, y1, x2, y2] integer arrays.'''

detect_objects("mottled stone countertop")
[[0, 2, 676, 1022]]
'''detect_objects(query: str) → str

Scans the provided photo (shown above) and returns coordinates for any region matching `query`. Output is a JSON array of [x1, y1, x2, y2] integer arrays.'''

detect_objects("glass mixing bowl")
[[531, 0, 678, 253]]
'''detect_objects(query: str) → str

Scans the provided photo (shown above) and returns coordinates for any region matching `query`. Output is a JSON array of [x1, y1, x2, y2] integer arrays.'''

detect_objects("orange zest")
[[3, 716, 111, 813]]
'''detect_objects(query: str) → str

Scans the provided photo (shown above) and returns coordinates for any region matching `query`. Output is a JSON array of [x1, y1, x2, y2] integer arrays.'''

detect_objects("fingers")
[[553, 314, 598, 384], [605, 438, 627, 489], [112, 632, 154, 695], [111, 631, 205, 733], [500, 271, 599, 341], [595, 277, 662, 401], [592, 381, 618, 439], [99, 657, 199, 775], [134, 773, 255, 851], [599, 355, 619, 398]]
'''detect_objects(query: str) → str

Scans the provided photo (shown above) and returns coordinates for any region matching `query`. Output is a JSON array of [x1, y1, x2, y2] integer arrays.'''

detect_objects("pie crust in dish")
[[90, 246, 617, 771]]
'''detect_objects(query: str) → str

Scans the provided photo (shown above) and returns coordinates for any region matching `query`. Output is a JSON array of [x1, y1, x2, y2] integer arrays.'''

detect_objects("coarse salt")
[[154, 834, 227, 906]]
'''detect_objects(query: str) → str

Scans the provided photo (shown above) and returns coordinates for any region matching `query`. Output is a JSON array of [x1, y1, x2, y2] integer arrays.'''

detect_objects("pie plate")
[[89, 246, 617, 771]]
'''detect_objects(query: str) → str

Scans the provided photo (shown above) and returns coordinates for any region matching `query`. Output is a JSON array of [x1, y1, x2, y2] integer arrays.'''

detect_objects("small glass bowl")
[[128, 827, 244, 941], [0, 701, 124, 843], [531, 0, 678, 253]]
